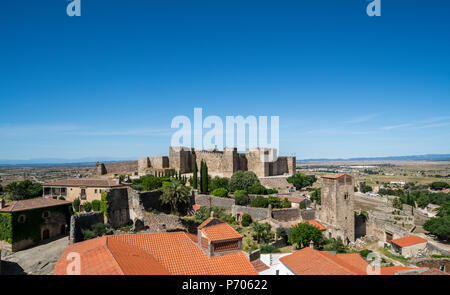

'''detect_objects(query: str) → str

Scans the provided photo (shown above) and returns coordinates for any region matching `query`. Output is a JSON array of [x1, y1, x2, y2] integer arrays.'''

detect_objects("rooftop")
[[391, 235, 428, 247], [54, 232, 256, 275], [321, 173, 352, 179], [0, 198, 72, 213], [279, 247, 368, 275], [43, 178, 125, 188], [202, 222, 243, 242], [306, 220, 326, 231]]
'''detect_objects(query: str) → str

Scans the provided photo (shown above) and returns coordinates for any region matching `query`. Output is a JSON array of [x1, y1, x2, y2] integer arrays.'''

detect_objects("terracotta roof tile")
[[44, 178, 125, 188], [202, 223, 242, 242], [280, 247, 368, 275], [0, 198, 71, 213], [391, 235, 427, 247], [379, 266, 420, 275], [55, 231, 255, 275], [306, 220, 326, 231], [251, 259, 270, 272]]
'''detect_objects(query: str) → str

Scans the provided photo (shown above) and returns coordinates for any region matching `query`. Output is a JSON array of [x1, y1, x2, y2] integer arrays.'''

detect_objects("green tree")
[[311, 188, 321, 205], [252, 222, 274, 244], [211, 188, 229, 198], [209, 176, 229, 191], [430, 182, 450, 190], [423, 216, 450, 241], [159, 180, 190, 214], [91, 200, 101, 211], [241, 214, 252, 227], [199, 160, 209, 193], [235, 192, 249, 206], [437, 202, 450, 217], [3, 180, 42, 201], [73, 197, 81, 213], [250, 196, 269, 208], [83, 202, 92, 212], [288, 222, 323, 248], [229, 171, 260, 192], [287, 173, 317, 190], [281, 198, 292, 208], [192, 161, 198, 189]]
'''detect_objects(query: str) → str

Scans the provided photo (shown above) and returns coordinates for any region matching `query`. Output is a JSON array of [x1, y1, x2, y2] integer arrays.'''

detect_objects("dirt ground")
[[1, 236, 69, 275]]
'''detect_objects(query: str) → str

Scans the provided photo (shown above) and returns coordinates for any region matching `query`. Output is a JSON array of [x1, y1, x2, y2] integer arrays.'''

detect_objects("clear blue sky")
[[1, 0, 449, 161]]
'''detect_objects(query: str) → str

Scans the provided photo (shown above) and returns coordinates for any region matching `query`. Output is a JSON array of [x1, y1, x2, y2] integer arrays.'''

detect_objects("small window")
[[18, 215, 26, 223], [94, 189, 98, 194], [42, 211, 50, 218], [344, 193, 349, 200]]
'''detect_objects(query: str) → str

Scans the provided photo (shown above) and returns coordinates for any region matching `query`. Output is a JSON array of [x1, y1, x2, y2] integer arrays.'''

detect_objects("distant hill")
[[0, 157, 136, 167], [298, 154, 450, 162]]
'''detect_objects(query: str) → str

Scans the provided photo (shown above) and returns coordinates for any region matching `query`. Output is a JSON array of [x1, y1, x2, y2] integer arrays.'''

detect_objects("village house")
[[390, 235, 428, 258], [54, 226, 257, 275], [42, 178, 126, 203], [0, 198, 72, 252]]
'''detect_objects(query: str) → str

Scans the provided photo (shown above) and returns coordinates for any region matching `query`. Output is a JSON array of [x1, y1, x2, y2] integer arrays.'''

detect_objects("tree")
[[159, 180, 190, 214], [141, 175, 163, 191], [430, 182, 450, 190], [192, 161, 198, 189], [287, 173, 317, 190], [199, 160, 209, 193], [361, 185, 373, 193], [252, 222, 274, 244], [311, 188, 321, 205], [235, 192, 249, 206], [281, 198, 292, 208], [73, 197, 81, 213], [437, 202, 450, 217], [211, 188, 229, 198], [209, 176, 229, 191], [250, 196, 269, 208], [320, 237, 348, 253], [229, 171, 260, 192], [91, 200, 101, 211], [3, 180, 42, 201], [423, 216, 450, 241], [83, 202, 92, 212], [241, 214, 252, 227], [288, 222, 323, 248]]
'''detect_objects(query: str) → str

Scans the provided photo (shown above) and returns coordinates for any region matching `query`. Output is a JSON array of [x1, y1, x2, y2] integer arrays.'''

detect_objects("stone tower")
[[320, 173, 355, 244]]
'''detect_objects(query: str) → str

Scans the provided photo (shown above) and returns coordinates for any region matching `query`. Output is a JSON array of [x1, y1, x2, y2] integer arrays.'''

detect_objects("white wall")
[[259, 253, 294, 275]]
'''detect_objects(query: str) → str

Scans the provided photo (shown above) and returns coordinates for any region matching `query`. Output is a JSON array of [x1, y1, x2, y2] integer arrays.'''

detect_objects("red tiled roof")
[[279, 247, 368, 275], [44, 178, 125, 188], [0, 198, 71, 213], [251, 259, 270, 272], [55, 232, 256, 275], [391, 235, 427, 247], [442, 189, 450, 193], [285, 196, 306, 203], [379, 266, 420, 275], [202, 222, 242, 242], [416, 268, 448, 275], [306, 220, 326, 231], [321, 173, 349, 179], [336, 253, 369, 273]]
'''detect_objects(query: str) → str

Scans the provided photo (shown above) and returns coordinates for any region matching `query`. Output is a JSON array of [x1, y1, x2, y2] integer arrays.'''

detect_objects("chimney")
[[210, 211, 214, 218], [0, 199, 5, 209], [309, 240, 314, 249]]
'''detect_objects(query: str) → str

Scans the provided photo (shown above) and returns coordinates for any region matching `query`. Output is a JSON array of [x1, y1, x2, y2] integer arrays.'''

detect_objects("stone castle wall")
[[69, 212, 105, 244], [96, 161, 138, 176]]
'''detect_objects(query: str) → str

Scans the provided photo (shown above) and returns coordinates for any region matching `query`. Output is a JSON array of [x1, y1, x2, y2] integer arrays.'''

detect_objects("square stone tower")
[[320, 173, 355, 244]]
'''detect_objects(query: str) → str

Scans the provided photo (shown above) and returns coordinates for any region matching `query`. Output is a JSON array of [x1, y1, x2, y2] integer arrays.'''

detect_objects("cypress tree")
[[193, 160, 198, 189]]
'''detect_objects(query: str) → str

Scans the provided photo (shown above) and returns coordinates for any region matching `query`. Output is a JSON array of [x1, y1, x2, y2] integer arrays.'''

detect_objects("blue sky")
[[0, 0, 449, 161]]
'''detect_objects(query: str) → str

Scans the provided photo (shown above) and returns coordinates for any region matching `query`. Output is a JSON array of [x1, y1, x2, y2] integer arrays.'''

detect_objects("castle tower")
[[320, 173, 355, 244]]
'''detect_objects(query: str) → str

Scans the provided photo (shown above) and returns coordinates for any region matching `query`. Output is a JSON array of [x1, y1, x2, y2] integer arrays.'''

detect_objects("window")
[[42, 211, 50, 218], [81, 188, 86, 200], [18, 215, 26, 223], [94, 189, 98, 194], [344, 193, 349, 200]]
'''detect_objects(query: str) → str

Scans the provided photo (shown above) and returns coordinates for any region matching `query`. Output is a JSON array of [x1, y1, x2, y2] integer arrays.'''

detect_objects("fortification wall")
[[96, 161, 138, 176], [106, 188, 131, 228], [69, 212, 105, 244], [194, 194, 235, 211], [271, 208, 301, 222], [232, 205, 268, 221]]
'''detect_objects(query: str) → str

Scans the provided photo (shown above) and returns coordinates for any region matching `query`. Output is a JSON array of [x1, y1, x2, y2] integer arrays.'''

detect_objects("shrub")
[[91, 200, 101, 211], [58, 196, 66, 200], [359, 249, 372, 259], [241, 214, 252, 227], [250, 196, 269, 208], [267, 196, 282, 208], [73, 198, 80, 213], [83, 202, 92, 212], [235, 193, 249, 206], [287, 173, 317, 190], [209, 176, 229, 191], [229, 171, 260, 192], [211, 188, 229, 198], [423, 216, 450, 241], [281, 198, 292, 208], [233, 190, 247, 196], [81, 229, 97, 241], [248, 184, 268, 195], [289, 222, 324, 248], [141, 175, 163, 191], [91, 223, 107, 236], [260, 244, 280, 253]]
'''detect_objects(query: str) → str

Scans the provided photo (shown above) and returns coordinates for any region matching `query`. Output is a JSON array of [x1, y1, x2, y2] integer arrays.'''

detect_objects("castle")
[[96, 146, 296, 178]]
